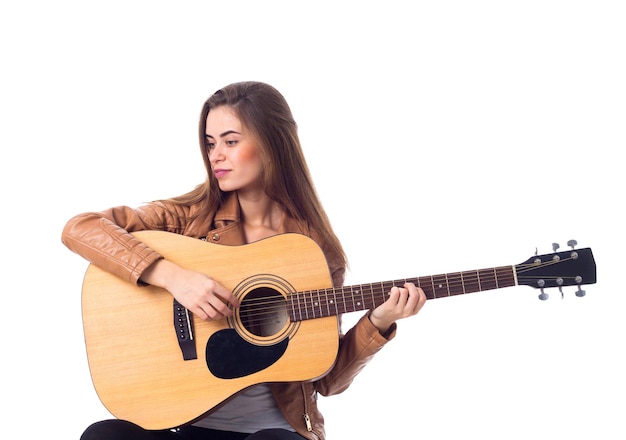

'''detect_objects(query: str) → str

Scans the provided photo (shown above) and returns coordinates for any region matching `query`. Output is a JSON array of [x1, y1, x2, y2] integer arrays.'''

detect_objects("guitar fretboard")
[[287, 265, 516, 322]]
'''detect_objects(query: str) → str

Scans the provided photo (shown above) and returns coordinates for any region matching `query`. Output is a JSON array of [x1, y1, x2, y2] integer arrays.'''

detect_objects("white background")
[[1, 1, 624, 438]]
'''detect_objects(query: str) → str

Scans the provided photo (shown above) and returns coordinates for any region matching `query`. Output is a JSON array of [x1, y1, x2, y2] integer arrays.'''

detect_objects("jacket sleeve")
[[311, 251, 396, 397], [61, 202, 196, 285], [314, 311, 396, 397]]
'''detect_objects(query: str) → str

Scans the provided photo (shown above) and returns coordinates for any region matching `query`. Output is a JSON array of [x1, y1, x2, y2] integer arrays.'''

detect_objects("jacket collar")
[[212, 192, 310, 240], [213, 192, 241, 224]]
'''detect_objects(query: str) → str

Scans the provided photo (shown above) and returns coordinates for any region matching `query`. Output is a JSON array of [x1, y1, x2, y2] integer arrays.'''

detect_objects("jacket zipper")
[[303, 413, 312, 431], [301, 383, 321, 439]]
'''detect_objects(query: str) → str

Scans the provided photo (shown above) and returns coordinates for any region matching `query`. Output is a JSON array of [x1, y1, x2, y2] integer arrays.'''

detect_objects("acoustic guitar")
[[81, 231, 596, 429]]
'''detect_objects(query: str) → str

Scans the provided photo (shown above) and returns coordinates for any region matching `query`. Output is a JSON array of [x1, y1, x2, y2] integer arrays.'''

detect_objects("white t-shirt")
[[192, 384, 294, 433]]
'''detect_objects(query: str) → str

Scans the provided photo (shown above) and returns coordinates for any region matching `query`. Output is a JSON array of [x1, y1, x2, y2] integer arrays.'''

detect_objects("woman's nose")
[[209, 143, 225, 162]]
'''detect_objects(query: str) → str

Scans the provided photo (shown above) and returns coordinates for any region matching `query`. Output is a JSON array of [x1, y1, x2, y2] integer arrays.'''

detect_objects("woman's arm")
[[62, 202, 239, 320]]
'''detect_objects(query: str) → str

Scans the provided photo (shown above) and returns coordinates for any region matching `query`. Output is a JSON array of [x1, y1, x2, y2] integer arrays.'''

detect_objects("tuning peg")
[[537, 279, 548, 300], [552, 243, 560, 252], [574, 275, 587, 297], [567, 239, 578, 249], [556, 278, 564, 299]]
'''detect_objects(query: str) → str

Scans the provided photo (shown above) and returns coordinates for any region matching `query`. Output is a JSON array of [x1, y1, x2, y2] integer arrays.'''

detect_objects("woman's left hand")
[[369, 282, 426, 334]]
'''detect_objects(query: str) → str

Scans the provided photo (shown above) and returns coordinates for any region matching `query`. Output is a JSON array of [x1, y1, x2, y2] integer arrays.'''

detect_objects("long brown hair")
[[170, 81, 346, 268]]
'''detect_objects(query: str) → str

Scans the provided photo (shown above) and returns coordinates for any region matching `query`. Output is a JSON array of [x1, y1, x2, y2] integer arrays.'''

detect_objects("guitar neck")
[[288, 265, 516, 321]]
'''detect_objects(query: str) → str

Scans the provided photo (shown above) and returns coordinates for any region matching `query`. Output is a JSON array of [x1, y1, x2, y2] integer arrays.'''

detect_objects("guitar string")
[[235, 272, 567, 323], [235, 260, 567, 311], [232, 272, 517, 326], [234, 256, 579, 304], [222, 257, 581, 326]]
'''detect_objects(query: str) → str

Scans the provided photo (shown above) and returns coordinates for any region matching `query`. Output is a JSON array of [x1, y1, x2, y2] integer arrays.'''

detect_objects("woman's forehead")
[[205, 106, 243, 135]]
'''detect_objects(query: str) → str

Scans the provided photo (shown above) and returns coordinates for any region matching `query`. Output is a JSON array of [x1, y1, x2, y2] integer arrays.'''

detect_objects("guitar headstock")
[[515, 241, 596, 300]]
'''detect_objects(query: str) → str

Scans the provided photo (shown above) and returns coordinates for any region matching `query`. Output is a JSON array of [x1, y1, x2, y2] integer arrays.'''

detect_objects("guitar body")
[[82, 231, 339, 430]]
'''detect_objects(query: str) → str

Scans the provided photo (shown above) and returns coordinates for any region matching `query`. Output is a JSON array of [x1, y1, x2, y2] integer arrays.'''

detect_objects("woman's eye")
[[226, 140, 238, 146]]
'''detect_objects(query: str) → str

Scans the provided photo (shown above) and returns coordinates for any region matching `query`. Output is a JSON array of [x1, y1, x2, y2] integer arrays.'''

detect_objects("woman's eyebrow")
[[205, 130, 241, 139]]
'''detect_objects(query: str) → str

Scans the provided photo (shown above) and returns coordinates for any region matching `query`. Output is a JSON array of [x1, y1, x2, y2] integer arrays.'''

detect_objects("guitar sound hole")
[[240, 287, 288, 337]]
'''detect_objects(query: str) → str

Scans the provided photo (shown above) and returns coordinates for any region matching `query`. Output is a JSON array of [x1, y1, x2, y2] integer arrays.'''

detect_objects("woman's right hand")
[[140, 259, 240, 321]]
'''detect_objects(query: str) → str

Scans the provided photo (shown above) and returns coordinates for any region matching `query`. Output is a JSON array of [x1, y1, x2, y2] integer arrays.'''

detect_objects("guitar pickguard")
[[206, 329, 288, 379]]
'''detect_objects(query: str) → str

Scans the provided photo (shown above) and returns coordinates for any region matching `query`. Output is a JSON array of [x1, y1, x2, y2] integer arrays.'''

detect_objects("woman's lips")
[[214, 169, 230, 178]]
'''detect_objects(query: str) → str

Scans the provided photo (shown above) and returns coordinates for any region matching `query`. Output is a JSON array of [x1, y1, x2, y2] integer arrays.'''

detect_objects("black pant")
[[81, 420, 307, 440]]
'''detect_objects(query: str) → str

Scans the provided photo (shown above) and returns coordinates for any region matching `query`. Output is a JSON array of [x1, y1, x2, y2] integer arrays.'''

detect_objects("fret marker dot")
[[330, 300, 334, 304], [314, 302, 319, 306], [357, 302, 361, 306], [438, 284, 443, 288]]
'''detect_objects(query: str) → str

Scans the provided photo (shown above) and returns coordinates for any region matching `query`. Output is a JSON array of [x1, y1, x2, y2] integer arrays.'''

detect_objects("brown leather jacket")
[[62, 193, 396, 440]]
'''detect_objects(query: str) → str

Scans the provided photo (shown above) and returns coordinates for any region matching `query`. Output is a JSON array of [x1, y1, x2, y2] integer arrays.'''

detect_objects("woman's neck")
[[237, 191, 284, 243]]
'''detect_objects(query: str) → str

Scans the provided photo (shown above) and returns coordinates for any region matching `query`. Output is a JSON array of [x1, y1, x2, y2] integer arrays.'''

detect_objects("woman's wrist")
[[368, 311, 393, 336], [140, 258, 175, 289]]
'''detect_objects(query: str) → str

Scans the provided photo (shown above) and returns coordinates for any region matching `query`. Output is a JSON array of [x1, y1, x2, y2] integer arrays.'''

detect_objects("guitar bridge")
[[173, 299, 197, 360]]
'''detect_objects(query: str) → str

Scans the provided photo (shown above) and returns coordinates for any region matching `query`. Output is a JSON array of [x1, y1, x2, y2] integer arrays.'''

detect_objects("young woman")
[[62, 81, 426, 440]]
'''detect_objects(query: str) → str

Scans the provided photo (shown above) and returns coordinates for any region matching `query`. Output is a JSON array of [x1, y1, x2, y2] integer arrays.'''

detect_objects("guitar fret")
[[493, 268, 499, 289], [337, 289, 342, 313], [478, 268, 498, 291], [307, 292, 313, 318], [375, 283, 393, 306], [316, 290, 322, 317], [432, 274, 449, 298], [335, 287, 343, 314], [349, 286, 354, 309], [313, 290, 320, 318], [325, 289, 331, 317], [460, 272, 466, 294], [446, 272, 463, 296], [460, 270, 479, 294], [349, 289, 353, 311], [495, 266, 515, 289], [303, 292, 309, 320], [305, 291, 311, 319], [298, 293, 304, 319], [380, 281, 386, 308], [416, 276, 434, 300], [290, 295, 297, 321], [332, 289, 338, 316], [304, 290, 315, 318]]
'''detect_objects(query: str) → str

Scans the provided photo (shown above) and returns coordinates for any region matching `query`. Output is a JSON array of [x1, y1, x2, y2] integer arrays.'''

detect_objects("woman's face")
[[205, 106, 264, 194]]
